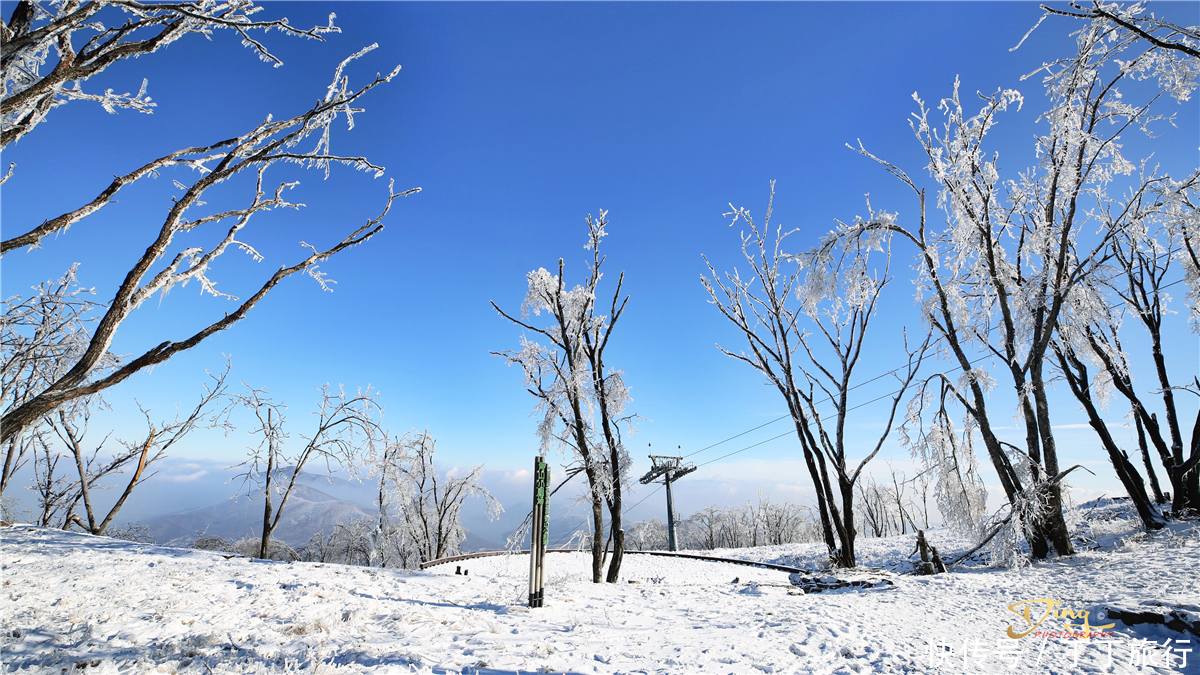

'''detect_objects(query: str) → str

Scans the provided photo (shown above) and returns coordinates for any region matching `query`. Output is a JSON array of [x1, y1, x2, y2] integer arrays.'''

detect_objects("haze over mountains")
[[145, 482, 374, 547], [7, 457, 613, 553], [139, 465, 577, 553]]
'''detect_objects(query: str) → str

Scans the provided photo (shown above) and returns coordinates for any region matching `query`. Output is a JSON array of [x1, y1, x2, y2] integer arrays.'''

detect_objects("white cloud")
[[161, 470, 208, 483]]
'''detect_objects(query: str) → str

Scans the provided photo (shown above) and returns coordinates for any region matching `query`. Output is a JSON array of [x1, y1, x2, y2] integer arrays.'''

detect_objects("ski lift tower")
[[638, 446, 697, 552]]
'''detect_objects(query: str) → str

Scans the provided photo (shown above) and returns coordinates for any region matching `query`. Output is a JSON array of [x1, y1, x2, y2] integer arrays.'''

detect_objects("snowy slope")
[[1, 502, 1197, 674]]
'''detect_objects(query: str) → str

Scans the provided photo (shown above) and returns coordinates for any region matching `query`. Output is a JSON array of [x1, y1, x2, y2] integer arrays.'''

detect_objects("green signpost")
[[528, 456, 550, 607]]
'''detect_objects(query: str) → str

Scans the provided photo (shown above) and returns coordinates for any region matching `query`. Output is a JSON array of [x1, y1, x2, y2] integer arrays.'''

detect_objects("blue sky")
[[2, 2, 1197, 528]]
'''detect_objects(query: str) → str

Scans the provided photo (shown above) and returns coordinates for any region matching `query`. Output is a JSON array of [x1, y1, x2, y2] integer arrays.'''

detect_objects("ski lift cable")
[[616, 284, 1184, 521], [625, 483, 663, 512], [620, 278, 1170, 513], [686, 350, 994, 470], [680, 358, 920, 459], [679, 278, 1184, 463]]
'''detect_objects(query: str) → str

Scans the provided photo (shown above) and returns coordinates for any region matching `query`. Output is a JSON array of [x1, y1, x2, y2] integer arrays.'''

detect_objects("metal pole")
[[665, 474, 677, 552], [529, 456, 543, 607], [639, 451, 695, 554], [537, 459, 549, 604]]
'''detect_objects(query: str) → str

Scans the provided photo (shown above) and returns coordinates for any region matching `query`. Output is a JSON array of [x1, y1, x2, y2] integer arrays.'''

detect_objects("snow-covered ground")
[[2, 501, 1198, 674]]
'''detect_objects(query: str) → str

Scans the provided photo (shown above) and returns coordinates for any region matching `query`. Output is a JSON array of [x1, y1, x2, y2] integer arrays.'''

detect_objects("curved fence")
[[419, 548, 808, 574]]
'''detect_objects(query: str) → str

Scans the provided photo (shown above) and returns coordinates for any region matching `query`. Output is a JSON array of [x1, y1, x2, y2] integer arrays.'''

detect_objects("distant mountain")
[[145, 480, 505, 554], [145, 483, 373, 548], [461, 530, 503, 553]]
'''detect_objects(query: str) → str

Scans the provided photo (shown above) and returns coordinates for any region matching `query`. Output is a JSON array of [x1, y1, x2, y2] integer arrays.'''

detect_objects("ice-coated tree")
[[623, 518, 667, 552], [687, 504, 725, 550], [855, 475, 891, 539], [0, 0, 418, 447], [755, 493, 814, 546], [46, 365, 230, 536], [703, 184, 927, 568], [901, 380, 988, 537], [909, 465, 934, 529], [300, 517, 376, 566], [1038, 1, 1199, 526], [1052, 201, 1197, 521], [492, 212, 638, 583], [367, 437, 416, 568], [827, 2, 1196, 558], [674, 497, 819, 551], [5, 266, 231, 530], [370, 429, 501, 566], [1, 265, 109, 503], [1163, 172, 1200, 331], [854, 465, 927, 539], [233, 384, 382, 560]]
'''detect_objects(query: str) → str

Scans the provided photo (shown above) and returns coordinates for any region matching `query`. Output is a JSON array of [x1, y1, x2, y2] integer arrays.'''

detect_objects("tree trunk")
[[1, 436, 25, 501], [604, 455, 624, 581], [94, 429, 154, 536], [797, 425, 839, 562], [260, 486, 274, 560], [1182, 411, 1200, 515], [1136, 416, 1167, 504], [590, 491, 604, 583], [838, 478, 856, 568], [259, 413, 275, 560], [914, 530, 935, 575], [1030, 366, 1074, 556], [605, 527, 624, 583], [1056, 345, 1165, 530]]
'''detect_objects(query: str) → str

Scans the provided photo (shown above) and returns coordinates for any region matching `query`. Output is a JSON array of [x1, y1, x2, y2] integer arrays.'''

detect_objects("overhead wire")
[[674, 277, 1187, 471], [690, 351, 996, 469], [681, 358, 921, 459]]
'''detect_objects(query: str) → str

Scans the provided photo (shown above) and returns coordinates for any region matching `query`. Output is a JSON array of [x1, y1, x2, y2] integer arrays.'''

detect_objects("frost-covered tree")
[[0, 0, 418, 446], [300, 517, 376, 566], [1162, 171, 1200, 332], [755, 493, 815, 546], [1038, 1, 1199, 525], [625, 517, 668, 552], [675, 497, 818, 550], [57, 366, 229, 536], [901, 380, 988, 537], [370, 429, 501, 565], [0, 264, 109, 502], [1052, 186, 1198, 521], [687, 504, 725, 550], [6, 268, 231, 531], [704, 185, 927, 568], [854, 466, 927, 538], [829, 1, 1197, 558], [233, 384, 382, 560], [29, 367, 228, 533], [493, 212, 638, 583], [855, 475, 891, 538]]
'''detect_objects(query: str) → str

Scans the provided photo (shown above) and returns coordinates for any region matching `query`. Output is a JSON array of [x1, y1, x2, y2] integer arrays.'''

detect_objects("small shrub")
[[107, 522, 155, 544]]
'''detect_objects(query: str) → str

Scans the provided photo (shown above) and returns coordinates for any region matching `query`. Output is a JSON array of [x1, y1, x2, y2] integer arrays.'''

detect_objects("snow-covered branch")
[[1, 0, 341, 148], [1, 49, 418, 446]]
